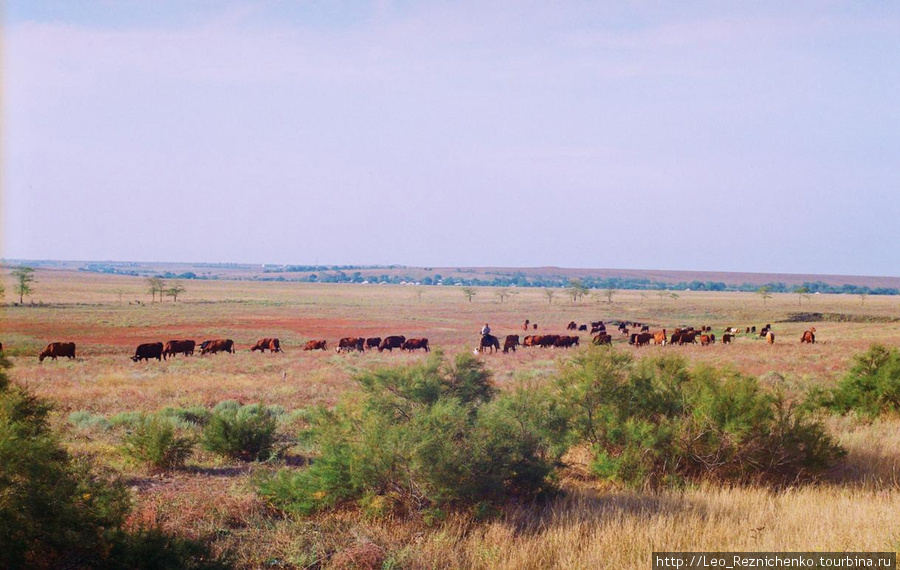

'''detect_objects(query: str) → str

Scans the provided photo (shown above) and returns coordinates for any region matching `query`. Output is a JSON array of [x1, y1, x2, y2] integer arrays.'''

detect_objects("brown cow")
[[365, 337, 382, 350], [303, 340, 327, 351], [700, 334, 715, 346], [539, 334, 560, 347], [39, 342, 76, 362], [337, 337, 365, 353], [503, 335, 519, 353], [801, 328, 816, 344], [132, 342, 164, 362], [251, 338, 282, 353], [592, 333, 612, 345], [722, 333, 733, 344], [522, 335, 536, 347], [555, 335, 580, 348], [163, 339, 196, 359], [567, 321, 578, 331], [767, 331, 776, 344], [632, 333, 653, 347], [653, 330, 667, 345], [199, 339, 235, 355], [378, 335, 406, 352], [402, 338, 429, 352]]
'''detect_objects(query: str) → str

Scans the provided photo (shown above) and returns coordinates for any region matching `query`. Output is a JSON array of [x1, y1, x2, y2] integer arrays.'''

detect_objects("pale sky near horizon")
[[3, 1, 899, 275]]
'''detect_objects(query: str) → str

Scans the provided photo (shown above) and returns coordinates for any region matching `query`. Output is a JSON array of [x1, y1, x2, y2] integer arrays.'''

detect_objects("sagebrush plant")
[[202, 403, 278, 461], [257, 351, 566, 516], [0, 354, 226, 569], [555, 348, 844, 488], [818, 344, 900, 417], [122, 414, 194, 471]]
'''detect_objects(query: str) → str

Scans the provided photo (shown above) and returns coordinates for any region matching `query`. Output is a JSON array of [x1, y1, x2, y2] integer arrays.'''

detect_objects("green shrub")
[[122, 414, 194, 471], [202, 404, 278, 461], [0, 354, 226, 568], [821, 344, 900, 417], [68, 410, 111, 431], [258, 352, 565, 516], [109, 411, 143, 427], [160, 405, 212, 428], [555, 349, 843, 488]]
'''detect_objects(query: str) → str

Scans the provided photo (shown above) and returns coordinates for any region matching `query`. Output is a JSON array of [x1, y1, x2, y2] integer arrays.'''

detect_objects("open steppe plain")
[[4, 269, 900, 568]]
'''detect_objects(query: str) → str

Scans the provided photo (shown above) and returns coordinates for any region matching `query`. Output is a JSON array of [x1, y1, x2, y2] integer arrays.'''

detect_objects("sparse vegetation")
[[12, 266, 36, 304], [122, 414, 195, 471], [461, 286, 476, 302], [818, 344, 900, 417], [202, 403, 278, 461]]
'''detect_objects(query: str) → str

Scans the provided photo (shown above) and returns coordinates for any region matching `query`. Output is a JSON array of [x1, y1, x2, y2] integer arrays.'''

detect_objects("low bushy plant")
[[820, 344, 900, 417], [122, 414, 194, 471], [556, 348, 843, 488], [160, 405, 212, 428], [258, 352, 565, 516], [68, 410, 111, 431], [202, 403, 278, 461]]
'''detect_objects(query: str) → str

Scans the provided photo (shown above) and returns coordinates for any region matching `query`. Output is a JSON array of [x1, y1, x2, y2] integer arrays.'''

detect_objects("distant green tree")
[[794, 286, 811, 306], [544, 288, 556, 304], [565, 279, 589, 303], [461, 287, 476, 302], [147, 277, 164, 303], [11, 266, 36, 304], [165, 281, 186, 302], [603, 287, 616, 303], [758, 286, 772, 305], [495, 288, 516, 303]]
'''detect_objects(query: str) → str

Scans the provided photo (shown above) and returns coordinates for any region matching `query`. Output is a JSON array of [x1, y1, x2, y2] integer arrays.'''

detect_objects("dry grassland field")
[[4, 268, 900, 568]]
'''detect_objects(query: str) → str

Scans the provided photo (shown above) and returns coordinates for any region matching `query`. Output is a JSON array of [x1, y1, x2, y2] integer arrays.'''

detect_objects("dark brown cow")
[[132, 342, 164, 362], [199, 339, 235, 355], [303, 340, 327, 351], [533, 323, 538, 330], [39, 342, 76, 362], [592, 333, 612, 345], [801, 328, 816, 344], [365, 337, 382, 350], [632, 332, 653, 347], [578, 324, 587, 331], [378, 335, 406, 352], [402, 338, 429, 352], [539, 334, 561, 348], [555, 335, 580, 348], [503, 335, 519, 353], [163, 339, 196, 359], [337, 337, 365, 353], [567, 321, 578, 330], [251, 338, 282, 353], [722, 333, 733, 344]]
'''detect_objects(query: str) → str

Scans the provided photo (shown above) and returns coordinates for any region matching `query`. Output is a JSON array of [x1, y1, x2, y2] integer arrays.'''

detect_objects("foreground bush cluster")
[[259, 348, 847, 518], [0, 354, 228, 569]]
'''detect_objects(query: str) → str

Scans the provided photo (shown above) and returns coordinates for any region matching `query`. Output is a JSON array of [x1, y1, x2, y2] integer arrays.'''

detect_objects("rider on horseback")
[[481, 323, 491, 337]]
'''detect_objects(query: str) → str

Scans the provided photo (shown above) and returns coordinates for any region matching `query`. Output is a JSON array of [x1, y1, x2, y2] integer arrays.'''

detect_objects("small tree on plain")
[[414, 287, 425, 302], [147, 277, 164, 303], [461, 287, 476, 302], [603, 287, 616, 303], [165, 281, 186, 302], [12, 266, 36, 304], [794, 286, 811, 306], [758, 286, 772, 305], [495, 288, 517, 303], [544, 288, 556, 304], [565, 279, 589, 303], [859, 292, 868, 306]]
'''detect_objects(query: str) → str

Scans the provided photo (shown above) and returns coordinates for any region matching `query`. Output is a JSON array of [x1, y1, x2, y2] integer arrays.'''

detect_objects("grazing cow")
[[523, 320, 530, 331], [578, 324, 588, 331], [590, 324, 606, 334], [671, 330, 698, 345], [132, 342, 164, 362], [163, 339, 196, 359], [251, 338, 282, 353], [767, 331, 776, 344], [555, 335, 580, 348], [337, 337, 365, 353], [700, 334, 715, 346], [654, 330, 667, 345], [365, 337, 382, 350], [503, 335, 519, 353], [620, 328, 630, 336], [592, 333, 612, 346], [632, 333, 653, 347], [723, 333, 733, 344], [378, 335, 406, 352], [522, 335, 536, 347], [539, 334, 561, 348], [751, 326, 757, 333], [567, 321, 578, 331], [590, 321, 604, 328], [402, 338, 429, 352], [640, 325, 650, 333], [39, 342, 76, 362], [801, 328, 816, 344], [479, 334, 501, 353], [199, 339, 235, 355], [533, 323, 538, 330], [303, 340, 327, 351]]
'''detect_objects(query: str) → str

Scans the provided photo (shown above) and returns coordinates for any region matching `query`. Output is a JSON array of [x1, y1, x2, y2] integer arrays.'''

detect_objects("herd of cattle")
[[15, 320, 818, 363]]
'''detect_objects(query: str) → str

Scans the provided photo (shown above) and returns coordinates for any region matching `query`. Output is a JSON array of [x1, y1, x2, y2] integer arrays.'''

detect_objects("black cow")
[[132, 342, 164, 362]]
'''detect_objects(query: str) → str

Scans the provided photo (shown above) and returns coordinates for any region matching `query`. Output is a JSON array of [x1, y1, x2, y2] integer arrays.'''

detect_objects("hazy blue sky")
[[4, 1, 899, 275]]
